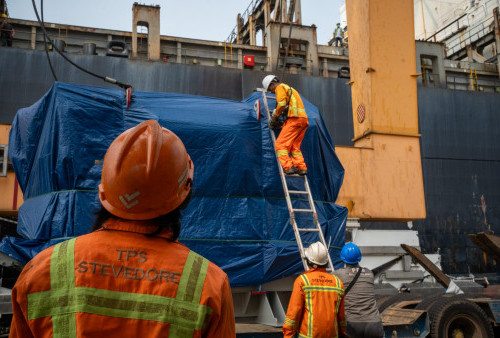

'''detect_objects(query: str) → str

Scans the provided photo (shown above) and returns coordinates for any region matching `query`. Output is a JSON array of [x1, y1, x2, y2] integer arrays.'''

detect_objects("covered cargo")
[[1, 82, 347, 287]]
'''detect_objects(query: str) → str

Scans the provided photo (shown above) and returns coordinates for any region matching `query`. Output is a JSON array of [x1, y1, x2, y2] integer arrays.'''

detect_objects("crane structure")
[[335, 0, 426, 221]]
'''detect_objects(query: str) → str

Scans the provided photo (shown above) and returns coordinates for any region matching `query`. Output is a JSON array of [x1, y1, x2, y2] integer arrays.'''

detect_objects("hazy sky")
[[9, 0, 343, 45]]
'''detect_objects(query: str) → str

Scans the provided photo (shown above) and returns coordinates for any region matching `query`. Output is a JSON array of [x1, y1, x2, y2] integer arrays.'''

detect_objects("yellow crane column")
[[335, 0, 426, 221]]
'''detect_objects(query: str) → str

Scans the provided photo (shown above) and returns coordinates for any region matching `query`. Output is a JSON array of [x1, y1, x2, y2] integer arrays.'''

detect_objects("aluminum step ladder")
[[258, 88, 334, 272]]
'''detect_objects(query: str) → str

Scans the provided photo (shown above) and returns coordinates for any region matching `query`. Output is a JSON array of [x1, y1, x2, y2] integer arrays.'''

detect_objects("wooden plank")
[[381, 308, 425, 326], [468, 232, 500, 262], [401, 244, 450, 288]]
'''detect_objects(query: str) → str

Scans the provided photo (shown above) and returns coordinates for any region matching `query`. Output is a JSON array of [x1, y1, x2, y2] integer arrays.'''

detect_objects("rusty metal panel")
[[416, 158, 500, 276], [415, 86, 500, 278]]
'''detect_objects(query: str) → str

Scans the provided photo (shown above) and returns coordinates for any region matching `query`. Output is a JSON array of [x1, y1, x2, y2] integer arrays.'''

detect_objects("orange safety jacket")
[[283, 268, 347, 338], [10, 218, 236, 338], [274, 83, 308, 119]]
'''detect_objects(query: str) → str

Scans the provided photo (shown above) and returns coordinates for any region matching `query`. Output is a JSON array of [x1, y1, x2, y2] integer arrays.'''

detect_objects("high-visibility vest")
[[283, 268, 347, 338], [25, 238, 210, 337], [334, 27, 344, 38], [275, 83, 307, 119]]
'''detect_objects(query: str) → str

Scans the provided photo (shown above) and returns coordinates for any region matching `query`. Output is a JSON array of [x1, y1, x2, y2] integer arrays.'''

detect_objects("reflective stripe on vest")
[[284, 317, 298, 328], [300, 273, 345, 338], [300, 274, 313, 338], [27, 238, 211, 338]]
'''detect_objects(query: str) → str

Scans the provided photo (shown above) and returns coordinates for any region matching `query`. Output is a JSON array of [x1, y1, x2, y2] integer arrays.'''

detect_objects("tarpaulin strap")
[[28, 239, 211, 337]]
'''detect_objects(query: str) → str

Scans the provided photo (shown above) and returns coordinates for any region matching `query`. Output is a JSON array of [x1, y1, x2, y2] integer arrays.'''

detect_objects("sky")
[[9, 0, 343, 45]]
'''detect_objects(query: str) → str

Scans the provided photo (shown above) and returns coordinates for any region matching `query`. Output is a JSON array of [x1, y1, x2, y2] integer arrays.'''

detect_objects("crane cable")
[[31, 0, 132, 89], [280, 0, 296, 81], [275, 1, 283, 73], [40, 0, 57, 81]]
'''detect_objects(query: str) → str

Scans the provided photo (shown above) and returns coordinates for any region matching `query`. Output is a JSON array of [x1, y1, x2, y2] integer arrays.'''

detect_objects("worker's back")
[[335, 267, 381, 322], [275, 83, 308, 119], [10, 218, 235, 337], [283, 268, 346, 338]]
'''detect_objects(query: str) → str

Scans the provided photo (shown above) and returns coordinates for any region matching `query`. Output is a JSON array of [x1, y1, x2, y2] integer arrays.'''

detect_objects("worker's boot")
[[297, 169, 308, 176], [284, 167, 298, 175]]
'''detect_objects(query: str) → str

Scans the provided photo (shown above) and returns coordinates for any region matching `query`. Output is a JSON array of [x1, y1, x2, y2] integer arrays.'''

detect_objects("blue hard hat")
[[340, 242, 362, 264]]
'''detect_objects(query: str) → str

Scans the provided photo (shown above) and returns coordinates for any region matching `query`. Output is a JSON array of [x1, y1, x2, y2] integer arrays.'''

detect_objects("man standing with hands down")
[[263, 75, 309, 176], [283, 242, 347, 337], [335, 243, 384, 338]]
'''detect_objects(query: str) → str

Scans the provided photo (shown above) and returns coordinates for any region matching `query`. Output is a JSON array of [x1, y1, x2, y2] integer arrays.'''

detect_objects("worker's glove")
[[269, 114, 281, 129]]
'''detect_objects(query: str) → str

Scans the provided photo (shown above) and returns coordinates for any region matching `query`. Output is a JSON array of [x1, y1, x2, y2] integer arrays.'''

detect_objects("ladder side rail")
[[291, 217, 309, 271], [259, 88, 309, 270], [303, 176, 335, 272], [260, 89, 295, 216]]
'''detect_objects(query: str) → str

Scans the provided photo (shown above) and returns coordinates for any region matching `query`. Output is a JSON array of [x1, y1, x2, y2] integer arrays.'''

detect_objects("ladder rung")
[[293, 208, 313, 213], [288, 190, 309, 195], [298, 228, 320, 232]]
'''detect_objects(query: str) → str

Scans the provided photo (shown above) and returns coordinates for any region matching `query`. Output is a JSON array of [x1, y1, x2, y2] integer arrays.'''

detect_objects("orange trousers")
[[275, 117, 309, 171]]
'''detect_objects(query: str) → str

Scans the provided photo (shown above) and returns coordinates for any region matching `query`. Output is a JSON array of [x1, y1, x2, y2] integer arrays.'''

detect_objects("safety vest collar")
[[307, 267, 327, 273], [27, 237, 211, 337], [100, 218, 175, 240]]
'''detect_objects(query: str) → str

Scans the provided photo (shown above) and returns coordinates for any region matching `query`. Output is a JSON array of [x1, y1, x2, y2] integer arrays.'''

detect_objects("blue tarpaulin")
[[1, 82, 347, 287]]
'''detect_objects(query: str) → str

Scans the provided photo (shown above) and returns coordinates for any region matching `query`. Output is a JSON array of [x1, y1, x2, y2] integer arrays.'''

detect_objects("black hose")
[[31, 0, 131, 89], [40, 0, 57, 81]]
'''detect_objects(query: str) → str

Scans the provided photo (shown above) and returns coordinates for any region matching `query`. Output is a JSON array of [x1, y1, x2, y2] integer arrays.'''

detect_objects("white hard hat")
[[305, 242, 329, 266], [262, 74, 278, 91]]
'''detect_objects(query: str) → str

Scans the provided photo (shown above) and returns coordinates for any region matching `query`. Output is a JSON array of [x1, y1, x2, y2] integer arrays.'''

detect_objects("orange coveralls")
[[283, 268, 347, 338], [10, 218, 236, 338], [273, 83, 309, 171]]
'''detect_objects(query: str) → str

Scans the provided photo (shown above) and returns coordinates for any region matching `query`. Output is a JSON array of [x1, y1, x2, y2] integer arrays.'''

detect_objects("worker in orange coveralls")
[[263, 75, 309, 176], [283, 242, 348, 338], [10, 120, 236, 337]]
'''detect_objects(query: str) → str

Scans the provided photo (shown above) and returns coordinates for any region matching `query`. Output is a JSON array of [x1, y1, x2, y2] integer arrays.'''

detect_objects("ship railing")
[[443, 16, 495, 58], [446, 74, 500, 93], [225, 0, 264, 43]]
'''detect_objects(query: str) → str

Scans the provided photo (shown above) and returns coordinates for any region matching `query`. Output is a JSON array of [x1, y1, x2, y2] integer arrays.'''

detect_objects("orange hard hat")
[[99, 120, 194, 220]]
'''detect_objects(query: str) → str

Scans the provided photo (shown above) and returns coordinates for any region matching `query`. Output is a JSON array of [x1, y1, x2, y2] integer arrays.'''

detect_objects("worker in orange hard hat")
[[262, 74, 309, 175], [10, 120, 236, 337], [283, 242, 347, 338]]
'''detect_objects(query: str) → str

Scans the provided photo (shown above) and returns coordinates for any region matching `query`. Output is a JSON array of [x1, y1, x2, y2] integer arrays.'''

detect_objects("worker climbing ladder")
[[258, 88, 334, 273]]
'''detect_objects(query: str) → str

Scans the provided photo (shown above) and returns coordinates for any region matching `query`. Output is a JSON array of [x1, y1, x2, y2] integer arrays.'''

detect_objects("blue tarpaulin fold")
[[1, 82, 347, 287]]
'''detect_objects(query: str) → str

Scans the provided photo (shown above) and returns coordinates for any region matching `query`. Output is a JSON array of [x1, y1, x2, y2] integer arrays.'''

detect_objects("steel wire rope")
[[31, 0, 131, 89], [40, 0, 57, 81], [275, 1, 284, 73], [280, 0, 296, 81]]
